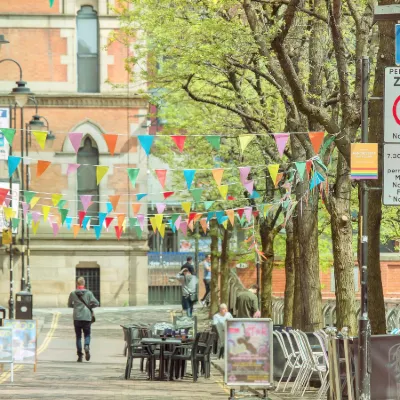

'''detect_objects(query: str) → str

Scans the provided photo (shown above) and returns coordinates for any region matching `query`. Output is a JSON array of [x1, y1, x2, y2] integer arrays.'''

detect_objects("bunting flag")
[[67, 163, 80, 175], [239, 135, 255, 153], [4, 207, 14, 220], [180, 221, 188, 236], [212, 168, 224, 186], [206, 135, 221, 151], [109, 195, 120, 211], [37, 160, 51, 177], [32, 130, 47, 150], [94, 224, 102, 240], [222, 219, 228, 229], [60, 208, 68, 225], [155, 214, 163, 230], [309, 131, 325, 154], [204, 201, 214, 210], [132, 203, 141, 215], [158, 223, 166, 238], [96, 165, 109, 185], [188, 212, 197, 224], [156, 203, 166, 214], [237, 208, 245, 219], [30, 197, 40, 208], [136, 193, 147, 201], [73, 224, 80, 238], [215, 211, 225, 224], [82, 216, 90, 230], [51, 193, 62, 207], [103, 134, 118, 155], [78, 211, 86, 227], [188, 219, 194, 232], [320, 135, 335, 157], [183, 169, 196, 190], [218, 185, 228, 199], [127, 168, 140, 187], [22, 202, 29, 218], [268, 164, 279, 185], [169, 219, 176, 233], [250, 190, 260, 199], [138, 135, 154, 155], [32, 221, 40, 235], [306, 160, 313, 175], [4, 196, 10, 207], [42, 205, 51, 222], [163, 191, 174, 199], [274, 133, 290, 157], [149, 216, 157, 233], [8, 156, 21, 177], [239, 167, 251, 184], [190, 188, 203, 202], [171, 135, 186, 152], [69, 132, 83, 153], [52, 222, 59, 237], [295, 162, 306, 180], [315, 157, 328, 172], [106, 202, 113, 214], [207, 211, 215, 222], [32, 211, 40, 223], [129, 217, 137, 227], [171, 213, 180, 226], [117, 214, 125, 229], [49, 0, 55, 7], [200, 218, 208, 234], [65, 216, 73, 229], [0, 188, 9, 205], [226, 209, 235, 226], [0, 128, 16, 146], [155, 169, 167, 188], [244, 207, 253, 223], [99, 212, 107, 227], [105, 216, 114, 229], [137, 214, 145, 230], [115, 226, 123, 240], [181, 202, 191, 214], [174, 215, 182, 230], [134, 225, 142, 239], [243, 180, 254, 194], [80, 195, 92, 212], [275, 173, 284, 188], [24, 191, 36, 204]]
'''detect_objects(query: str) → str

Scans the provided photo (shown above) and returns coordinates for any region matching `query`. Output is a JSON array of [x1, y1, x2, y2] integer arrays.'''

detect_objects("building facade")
[[0, 0, 150, 308]]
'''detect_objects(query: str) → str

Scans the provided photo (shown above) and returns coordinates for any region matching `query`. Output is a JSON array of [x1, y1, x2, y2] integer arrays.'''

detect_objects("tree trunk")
[[292, 214, 303, 329], [284, 218, 295, 327], [220, 226, 232, 305], [366, 2, 393, 334], [330, 154, 357, 335], [209, 219, 219, 317]]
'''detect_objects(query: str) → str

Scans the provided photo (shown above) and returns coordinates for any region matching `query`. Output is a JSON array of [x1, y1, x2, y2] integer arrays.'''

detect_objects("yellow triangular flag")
[[212, 168, 224, 186], [96, 165, 109, 185], [181, 202, 191, 214], [30, 197, 40, 208], [263, 204, 271, 218], [73, 224, 80, 238], [159, 223, 166, 238], [4, 207, 13, 220], [218, 185, 228, 199], [226, 209, 235, 226], [222, 219, 228, 229], [32, 221, 40, 235], [52, 194, 62, 207], [155, 214, 163, 230], [122, 218, 127, 232], [32, 130, 47, 150], [268, 164, 280, 184], [42, 205, 51, 222], [150, 216, 157, 233], [239, 135, 255, 153]]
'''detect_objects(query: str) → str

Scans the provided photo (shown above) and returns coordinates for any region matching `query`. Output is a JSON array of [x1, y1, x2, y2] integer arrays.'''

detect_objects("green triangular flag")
[[60, 208, 69, 225], [27, 212, 32, 226], [24, 191, 36, 204], [11, 218, 19, 229], [314, 157, 328, 172], [129, 217, 138, 227], [127, 168, 140, 187], [320, 136, 335, 157], [190, 188, 203, 202], [294, 162, 307, 181], [49, 0, 55, 7], [58, 199, 67, 210], [134, 225, 142, 239], [0, 128, 16, 146], [171, 213, 180, 225], [204, 201, 214, 210], [206, 135, 221, 151]]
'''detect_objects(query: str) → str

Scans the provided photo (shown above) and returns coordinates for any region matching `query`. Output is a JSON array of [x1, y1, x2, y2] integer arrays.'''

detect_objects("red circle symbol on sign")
[[393, 95, 400, 125]]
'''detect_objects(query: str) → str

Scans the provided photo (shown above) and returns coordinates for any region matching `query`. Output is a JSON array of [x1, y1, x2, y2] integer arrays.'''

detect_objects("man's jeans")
[[74, 320, 91, 355], [182, 296, 194, 317]]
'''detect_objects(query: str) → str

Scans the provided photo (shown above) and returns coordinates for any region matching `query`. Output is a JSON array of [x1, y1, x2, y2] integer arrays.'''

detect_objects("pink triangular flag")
[[80, 195, 92, 212], [137, 214, 145, 230], [274, 133, 290, 157], [174, 215, 182, 230], [244, 206, 253, 223], [4, 196, 11, 207], [180, 220, 188, 236], [239, 167, 251, 184], [156, 203, 166, 214], [69, 132, 83, 153], [52, 222, 59, 237], [243, 180, 254, 194], [67, 163, 80, 175], [32, 211, 41, 223], [22, 202, 29, 218]]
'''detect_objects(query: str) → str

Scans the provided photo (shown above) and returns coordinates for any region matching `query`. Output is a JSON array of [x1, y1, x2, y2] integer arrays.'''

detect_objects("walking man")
[[235, 284, 261, 318], [68, 277, 99, 362], [200, 254, 211, 305], [181, 256, 196, 275], [176, 267, 198, 317]]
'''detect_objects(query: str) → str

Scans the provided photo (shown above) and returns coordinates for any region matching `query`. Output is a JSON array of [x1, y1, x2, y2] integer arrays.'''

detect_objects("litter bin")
[[0, 306, 6, 326], [15, 291, 33, 320]]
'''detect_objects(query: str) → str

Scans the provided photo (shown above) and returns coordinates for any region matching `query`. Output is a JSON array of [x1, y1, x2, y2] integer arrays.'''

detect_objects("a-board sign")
[[384, 67, 400, 143], [3, 320, 37, 364], [0, 327, 13, 363], [383, 144, 400, 205], [224, 318, 273, 387]]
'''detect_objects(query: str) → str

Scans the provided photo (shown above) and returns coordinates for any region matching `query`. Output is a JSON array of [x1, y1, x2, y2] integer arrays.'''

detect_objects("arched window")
[[77, 6, 99, 93], [77, 137, 99, 224]]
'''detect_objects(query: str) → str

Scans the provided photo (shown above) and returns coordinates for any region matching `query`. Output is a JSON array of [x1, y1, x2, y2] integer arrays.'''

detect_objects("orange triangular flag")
[[73, 224, 81, 238], [200, 218, 208, 234], [306, 160, 313, 176], [132, 203, 141, 215], [188, 219, 194, 232], [109, 195, 120, 211], [117, 214, 125, 229], [275, 172, 284, 188], [226, 209, 235, 226], [155, 169, 167, 188], [309, 131, 324, 154], [194, 213, 203, 223], [37, 160, 51, 177], [212, 168, 224, 186], [103, 134, 118, 156]]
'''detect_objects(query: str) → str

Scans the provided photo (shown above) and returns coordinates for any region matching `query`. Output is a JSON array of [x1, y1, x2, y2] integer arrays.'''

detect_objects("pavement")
[[0, 305, 321, 399]]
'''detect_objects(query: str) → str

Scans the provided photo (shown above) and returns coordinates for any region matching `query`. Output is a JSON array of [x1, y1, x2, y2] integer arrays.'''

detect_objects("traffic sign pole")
[[396, 24, 400, 66]]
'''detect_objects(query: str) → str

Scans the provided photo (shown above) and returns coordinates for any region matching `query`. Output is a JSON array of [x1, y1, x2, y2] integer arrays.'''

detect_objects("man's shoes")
[[77, 355, 83, 362], [84, 345, 91, 361]]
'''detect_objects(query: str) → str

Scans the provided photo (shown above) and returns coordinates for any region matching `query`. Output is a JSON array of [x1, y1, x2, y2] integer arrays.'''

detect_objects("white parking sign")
[[384, 68, 400, 143]]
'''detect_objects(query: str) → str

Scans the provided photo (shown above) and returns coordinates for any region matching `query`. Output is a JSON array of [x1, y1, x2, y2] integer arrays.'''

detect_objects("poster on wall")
[[0, 107, 10, 160], [225, 318, 273, 387], [0, 182, 20, 233], [0, 327, 13, 363], [3, 320, 37, 365]]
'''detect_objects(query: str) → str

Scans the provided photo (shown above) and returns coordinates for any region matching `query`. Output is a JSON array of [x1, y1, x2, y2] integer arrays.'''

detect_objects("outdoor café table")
[[141, 337, 182, 380]]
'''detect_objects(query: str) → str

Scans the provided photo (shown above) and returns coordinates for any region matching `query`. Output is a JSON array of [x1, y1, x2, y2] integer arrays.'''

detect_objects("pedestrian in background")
[[200, 254, 211, 305], [68, 277, 99, 362], [181, 256, 196, 275], [235, 284, 261, 318], [176, 267, 198, 317]]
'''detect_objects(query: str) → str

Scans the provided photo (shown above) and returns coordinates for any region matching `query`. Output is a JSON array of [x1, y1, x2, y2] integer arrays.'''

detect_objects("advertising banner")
[[0, 327, 13, 363], [350, 143, 378, 180], [225, 318, 273, 387]]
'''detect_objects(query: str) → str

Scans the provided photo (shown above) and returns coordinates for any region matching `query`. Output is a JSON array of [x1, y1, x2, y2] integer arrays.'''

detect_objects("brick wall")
[[1, 0, 61, 14]]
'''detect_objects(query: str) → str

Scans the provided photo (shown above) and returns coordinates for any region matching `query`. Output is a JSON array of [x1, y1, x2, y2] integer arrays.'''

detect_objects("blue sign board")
[[396, 24, 400, 65]]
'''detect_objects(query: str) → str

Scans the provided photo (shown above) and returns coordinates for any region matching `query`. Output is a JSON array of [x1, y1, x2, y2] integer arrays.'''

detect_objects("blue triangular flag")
[[250, 190, 260, 199], [106, 202, 113, 214], [8, 156, 21, 177], [216, 210, 225, 224], [169, 220, 176, 233], [99, 212, 107, 227], [94, 225, 102, 240], [204, 201, 214, 210], [316, 171, 325, 182], [138, 135, 154, 156], [218, 216, 229, 225], [136, 193, 147, 201], [65, 216, 73, 230], [207, 211, 215, 222], [82, 216, 90, 229], [183, 170, 196, 190]]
